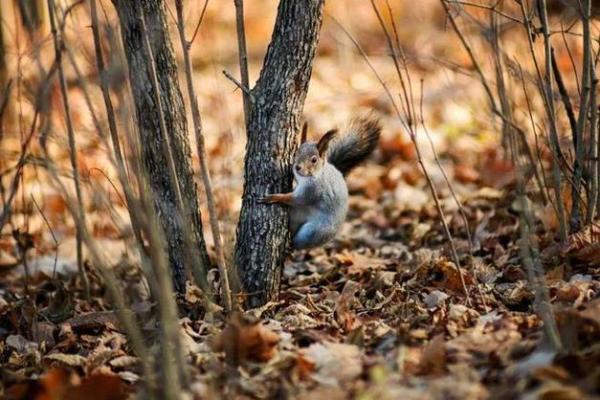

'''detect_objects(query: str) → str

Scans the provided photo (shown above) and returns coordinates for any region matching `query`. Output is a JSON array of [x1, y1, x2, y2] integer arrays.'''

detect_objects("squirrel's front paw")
[[259, 194, 275, 204]]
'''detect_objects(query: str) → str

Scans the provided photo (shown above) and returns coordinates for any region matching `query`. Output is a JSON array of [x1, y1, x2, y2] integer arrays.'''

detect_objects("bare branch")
[[222, 69, 254, 103], [47, 0, 90, 298], [189, 0, 210, 46], [233, 0, 252, 126], [176, 0, 233, 312]]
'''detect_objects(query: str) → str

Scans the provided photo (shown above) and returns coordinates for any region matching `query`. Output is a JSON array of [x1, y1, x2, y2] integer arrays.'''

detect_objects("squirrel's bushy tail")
[[327, 116, 381, 175]]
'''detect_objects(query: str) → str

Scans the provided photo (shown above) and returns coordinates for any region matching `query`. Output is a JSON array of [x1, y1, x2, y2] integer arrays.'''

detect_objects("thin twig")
[[189, 0, 210, 46], [418, 80, 488, 312], [440, 1, 499, 113], [47, 0, 90, 299], [89, 0, 159, 303], [551, 48, 578, 149], [0, 57, 60, 231], [0, 79, 13, 135], [222, 69, 254, 103], [233, 0, 251, 127], [517, 61, 550, 205], [560, 21, 581, 97], [175, 0, 233, 312], [0, 109, 39, 232], [537, 0, 569, 241], [43, 153, 157, 396], [587, 72, 598, 222], [341, 5, 472, 304], [31, 195, 59, 279], [447, 0, 524, 23], [570, 0, 593, 232], [507, 113, 563, 353]]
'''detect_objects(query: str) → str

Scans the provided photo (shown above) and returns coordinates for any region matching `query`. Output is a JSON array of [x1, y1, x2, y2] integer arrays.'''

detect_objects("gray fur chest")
[[291, 163, 348, 229]]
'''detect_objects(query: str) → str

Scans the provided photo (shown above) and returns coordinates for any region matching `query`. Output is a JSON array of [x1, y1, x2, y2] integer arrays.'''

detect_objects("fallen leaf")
[[424, 290, 449, 309], [302, 342, 363, 385], [417, 334, 446, 375], [214, 312, 280, 366], [295, 353, 316, 380], [44, 353, 87, 368], [334, 280, 361, 332]]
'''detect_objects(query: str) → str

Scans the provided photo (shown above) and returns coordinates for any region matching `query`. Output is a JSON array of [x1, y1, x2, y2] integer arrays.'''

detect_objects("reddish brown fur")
[[261, 192, 294, 205]]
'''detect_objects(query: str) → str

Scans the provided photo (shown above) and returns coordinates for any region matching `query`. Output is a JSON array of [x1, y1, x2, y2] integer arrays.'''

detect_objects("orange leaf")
[[215, 313, 280, 366]]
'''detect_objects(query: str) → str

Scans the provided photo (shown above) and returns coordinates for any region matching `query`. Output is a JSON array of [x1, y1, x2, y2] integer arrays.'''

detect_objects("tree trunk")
[[112, 0, 210, 292], [235, 0, 325, 307]]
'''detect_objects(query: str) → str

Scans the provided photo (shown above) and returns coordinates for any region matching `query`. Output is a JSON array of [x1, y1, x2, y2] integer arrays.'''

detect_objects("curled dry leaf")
[[555, 283, 581, 303], [6, 334, 38, 354], [334, 280, 361, 332], [214, 312, 280, 366], [418, 260, 473, 293], [44, 352, 87, 368], [63, 311, 123, 333], [109, 355, 138, 369]]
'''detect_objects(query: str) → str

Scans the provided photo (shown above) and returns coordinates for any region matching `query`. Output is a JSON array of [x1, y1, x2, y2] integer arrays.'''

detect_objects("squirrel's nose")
[[295, 165, 301, 172]]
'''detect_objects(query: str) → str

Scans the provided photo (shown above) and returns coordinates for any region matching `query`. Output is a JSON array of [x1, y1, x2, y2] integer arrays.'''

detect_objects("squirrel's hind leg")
[[292, 221, 336, 250]]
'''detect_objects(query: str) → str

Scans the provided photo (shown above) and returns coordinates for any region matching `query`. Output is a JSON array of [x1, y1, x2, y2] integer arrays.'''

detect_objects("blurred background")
[[0, 0, 528, 270]]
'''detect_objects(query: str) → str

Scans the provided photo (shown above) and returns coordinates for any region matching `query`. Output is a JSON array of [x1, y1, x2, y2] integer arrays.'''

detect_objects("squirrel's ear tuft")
[[300, 122, 308, 144], [317, 129, 338, 156]]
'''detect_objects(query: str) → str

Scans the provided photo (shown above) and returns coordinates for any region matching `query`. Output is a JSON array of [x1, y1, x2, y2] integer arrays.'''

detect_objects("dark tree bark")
[[235, 0, 325, 307], [112, 0, 210, 291]]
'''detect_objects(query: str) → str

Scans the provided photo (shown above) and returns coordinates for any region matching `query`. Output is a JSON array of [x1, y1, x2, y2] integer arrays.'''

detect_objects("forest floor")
[[3, 158, 600, 399], [1, 1, 600, 399]]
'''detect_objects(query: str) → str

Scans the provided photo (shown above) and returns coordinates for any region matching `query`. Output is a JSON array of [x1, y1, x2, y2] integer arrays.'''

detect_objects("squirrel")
[[260, 116, 381, 249]]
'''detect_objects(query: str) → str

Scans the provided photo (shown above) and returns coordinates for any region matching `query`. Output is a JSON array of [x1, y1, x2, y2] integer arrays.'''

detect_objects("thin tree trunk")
[[234, 0, 325, 308], [175, 0, 233, 312], [0, 4, 8, 141], [571, 0, 592, 232], [112, 0, 210, 292], [233, 0, 251, 126], [18, 0, 45, 34]]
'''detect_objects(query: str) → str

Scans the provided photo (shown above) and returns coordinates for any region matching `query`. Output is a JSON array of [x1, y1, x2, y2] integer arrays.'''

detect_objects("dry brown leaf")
[[302, 341, 362, 385], [66, 372, 129, 400], [44, 353, 87, 368], [334, 280, 361, 332], [419, 260, 473, 293], [109, 356, 138, 369], [555, 283, 581, 303], [454, 164, 480, 184], [63, 311, 123, 333], [479, 148, 516, 189], [214, 312, 280, 366], [418, 334, 446, 375], [30, 368, 129, 400], [295, 353, 316, 381], [379, 131, 415, 160]]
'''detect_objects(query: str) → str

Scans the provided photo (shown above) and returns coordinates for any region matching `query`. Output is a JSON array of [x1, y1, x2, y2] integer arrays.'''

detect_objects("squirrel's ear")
[[317, 129, 338, 156], [300, 122, 308, 144]]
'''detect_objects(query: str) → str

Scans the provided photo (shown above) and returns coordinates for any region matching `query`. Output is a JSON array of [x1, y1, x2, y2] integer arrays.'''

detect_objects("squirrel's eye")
[[311, 156, 318, 163]]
